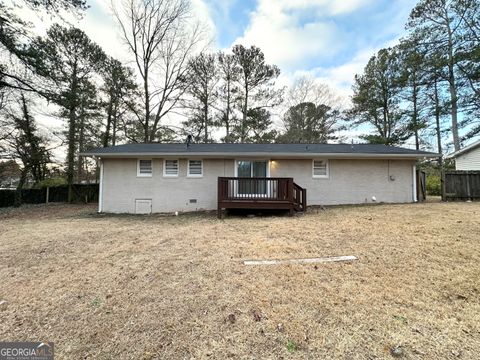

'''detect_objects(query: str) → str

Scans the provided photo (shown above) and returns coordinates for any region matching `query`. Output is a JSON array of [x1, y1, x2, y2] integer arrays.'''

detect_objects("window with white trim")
[[188, 160, 203, 177], [312, 159, 329, 178], [137, 159, 152, 177], [163, 159, 179, 177]]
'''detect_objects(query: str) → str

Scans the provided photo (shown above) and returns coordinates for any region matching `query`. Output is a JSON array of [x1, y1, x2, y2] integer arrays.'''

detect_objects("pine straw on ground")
[[0, 202, 479, 359]]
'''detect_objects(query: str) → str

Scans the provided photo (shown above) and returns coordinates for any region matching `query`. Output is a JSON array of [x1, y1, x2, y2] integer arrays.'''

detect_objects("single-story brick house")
[[82, 143, 437, 215]]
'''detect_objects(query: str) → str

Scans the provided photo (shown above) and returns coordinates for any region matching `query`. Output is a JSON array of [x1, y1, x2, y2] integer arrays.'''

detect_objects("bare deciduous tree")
[[284, 76, 346, 113], [113, 0, 205, 143], [279, 75, 346, 143]]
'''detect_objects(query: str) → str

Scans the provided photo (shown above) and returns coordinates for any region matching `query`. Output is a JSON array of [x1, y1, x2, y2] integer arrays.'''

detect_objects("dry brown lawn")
[[0, 202, 479, 359]]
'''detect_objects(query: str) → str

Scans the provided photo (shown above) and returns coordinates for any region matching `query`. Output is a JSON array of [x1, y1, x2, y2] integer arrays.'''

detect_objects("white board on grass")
[[243, 255, 358, 266]]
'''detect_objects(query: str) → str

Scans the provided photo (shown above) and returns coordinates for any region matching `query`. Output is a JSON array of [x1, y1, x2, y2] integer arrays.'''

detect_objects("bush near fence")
[[426, 175, 442, 196], [0, 184, 99, 208]]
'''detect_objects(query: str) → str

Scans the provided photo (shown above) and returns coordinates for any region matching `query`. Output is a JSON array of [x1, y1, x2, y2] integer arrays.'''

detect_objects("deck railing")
[[217, 177, 306, 216], [293, 182, 307, 211]]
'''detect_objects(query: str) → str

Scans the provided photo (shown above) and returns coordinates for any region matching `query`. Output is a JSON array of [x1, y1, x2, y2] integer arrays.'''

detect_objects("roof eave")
[[446, 140, 480, 158], [81, 151, 439, 159]]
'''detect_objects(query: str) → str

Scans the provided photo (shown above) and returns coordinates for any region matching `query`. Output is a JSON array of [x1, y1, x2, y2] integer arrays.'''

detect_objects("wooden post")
[[288, 178, 294, 216], [441, 170, 446, 201], [302, 188, 307, 211], [287, 178, 294, 203], [217, 177, 223, 219], [46, 187, 49, 204], [466, 172, 471, 200]]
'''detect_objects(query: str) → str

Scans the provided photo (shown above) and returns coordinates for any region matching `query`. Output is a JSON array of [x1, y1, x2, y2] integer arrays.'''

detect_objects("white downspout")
[[412, 164, 417, 202], [98, 158, 104, 212]]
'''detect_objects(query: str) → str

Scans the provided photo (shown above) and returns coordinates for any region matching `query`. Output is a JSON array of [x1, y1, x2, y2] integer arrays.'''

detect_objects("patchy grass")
[[286, 339, 298, 353], [0, 202, 479, 359]]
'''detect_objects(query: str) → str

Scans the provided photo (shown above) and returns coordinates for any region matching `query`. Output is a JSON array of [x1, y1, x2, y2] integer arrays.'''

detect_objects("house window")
[[235, 160, 269, 195], [137, 159, 152, 177], [188, 160, 203, 177], [313, 159, 329, 178], [163, 159, 179, 177], [235, 160, 268, 177]]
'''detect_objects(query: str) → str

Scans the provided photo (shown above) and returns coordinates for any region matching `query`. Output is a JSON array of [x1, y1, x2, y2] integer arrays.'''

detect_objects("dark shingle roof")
[[82, 143, 438, 158]]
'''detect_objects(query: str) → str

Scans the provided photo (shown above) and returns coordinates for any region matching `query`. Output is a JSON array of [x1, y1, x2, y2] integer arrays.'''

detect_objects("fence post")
[[441, 170, 446, 201], [466, 172, 471, 200], [46, 187, 49, 204]]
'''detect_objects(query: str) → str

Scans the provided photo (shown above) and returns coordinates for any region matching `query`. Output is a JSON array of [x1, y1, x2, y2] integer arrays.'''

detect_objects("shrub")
[[426, 175, 441, 196], [35, 177, 67, 188], [286, 340, 298, 353]]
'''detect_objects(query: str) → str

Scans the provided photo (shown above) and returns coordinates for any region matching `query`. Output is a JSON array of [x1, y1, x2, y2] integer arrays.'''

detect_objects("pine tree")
[[407, 0, 474, 150], [278, 103, 341, 143], [23, 24, 106, 200], [232, 45, 283, 142], [216, 52, 240, 143], [397, 35, 429, 149], [350, 48, 410, 145], [2, 94, 51, 206], [182, 53, 219, 142], [100, 58, 138, 147]]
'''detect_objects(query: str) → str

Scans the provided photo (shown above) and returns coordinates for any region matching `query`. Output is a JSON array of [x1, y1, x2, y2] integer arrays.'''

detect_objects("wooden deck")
[[217, 177, 307, 218]]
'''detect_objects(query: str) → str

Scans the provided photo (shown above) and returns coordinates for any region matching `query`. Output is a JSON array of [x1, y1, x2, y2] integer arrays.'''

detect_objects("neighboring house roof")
[[82, 143, 438, 159], [446, 138, 480, 158]]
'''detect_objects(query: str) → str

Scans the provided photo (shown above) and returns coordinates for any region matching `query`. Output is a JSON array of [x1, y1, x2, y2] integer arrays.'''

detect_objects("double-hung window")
[[312, 159, 329, 178], [163, 159, 179, 177], [137, 159, 152, 177], [188, 160, 203, 177]]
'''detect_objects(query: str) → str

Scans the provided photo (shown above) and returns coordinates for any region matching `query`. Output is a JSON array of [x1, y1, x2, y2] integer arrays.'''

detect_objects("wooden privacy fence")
[[443, 171, 480, 201], [0, 184, 99, 208]]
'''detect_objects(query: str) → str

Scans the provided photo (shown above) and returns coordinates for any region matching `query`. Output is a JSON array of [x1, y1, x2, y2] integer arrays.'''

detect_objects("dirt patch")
[[1, 202, 479, 359]]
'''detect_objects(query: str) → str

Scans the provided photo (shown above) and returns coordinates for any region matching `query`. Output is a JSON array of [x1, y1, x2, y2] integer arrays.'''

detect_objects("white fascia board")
[[446, 139, 480, 158]]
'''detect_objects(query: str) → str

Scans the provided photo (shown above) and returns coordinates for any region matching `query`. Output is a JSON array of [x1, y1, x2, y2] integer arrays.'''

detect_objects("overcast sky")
[[49, 0, 418, 95], [12, 0, 422, 152]]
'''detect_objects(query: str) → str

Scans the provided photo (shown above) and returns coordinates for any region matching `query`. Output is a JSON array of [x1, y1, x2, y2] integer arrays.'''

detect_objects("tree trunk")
[[66, 106, 76, 202], [434, 79, 443, 168], [19, 94, 43, 183], [76, 110, 85, 183], [14, 169, 28, 207], [204, 97, 208, 143], [103, 95, 113, 147], [413, 81, 419, 150], [143, 70, 150, 143], [112, 110, 117, 146], [446, 20, 460, 151], [67, 63, 78, 203], [241, 86, 248, 142], [225, 79, 231, 142]]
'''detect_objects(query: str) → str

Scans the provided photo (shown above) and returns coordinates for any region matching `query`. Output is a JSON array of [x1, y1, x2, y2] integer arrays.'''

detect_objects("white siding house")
[[448, 139, 480, 170]]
